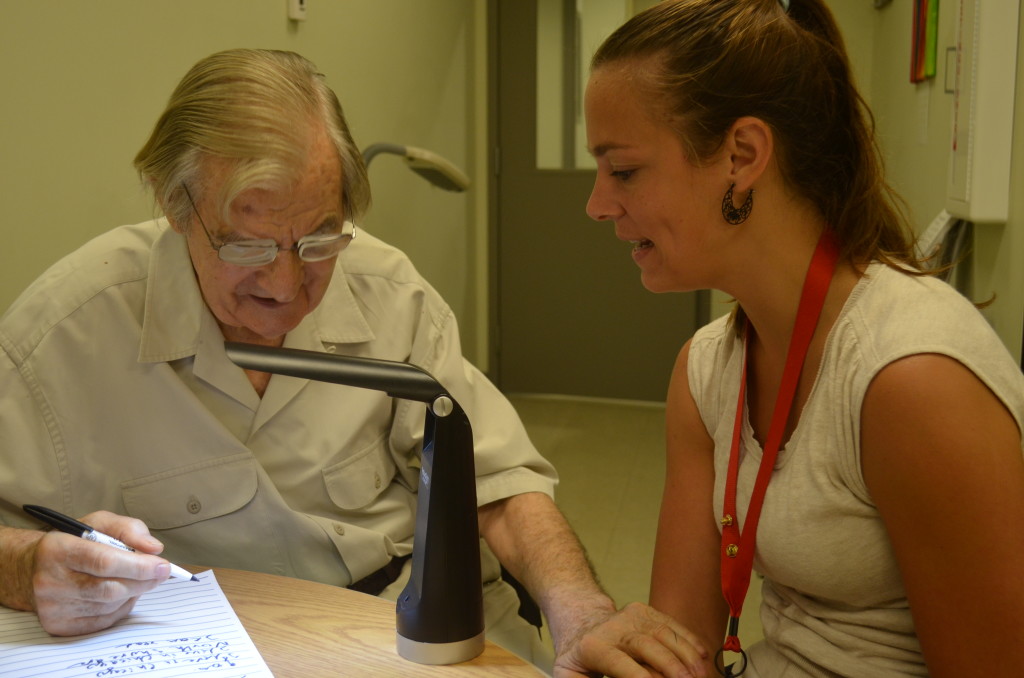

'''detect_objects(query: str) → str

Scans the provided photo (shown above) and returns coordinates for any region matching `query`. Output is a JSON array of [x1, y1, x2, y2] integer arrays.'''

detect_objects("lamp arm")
[[223, 341, 485, 665], [224, 342, 445, 404], [362, 142, 408, 166]]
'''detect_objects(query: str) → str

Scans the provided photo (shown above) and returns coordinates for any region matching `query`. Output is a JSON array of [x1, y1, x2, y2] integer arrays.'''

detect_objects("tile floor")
[[508, 393, 764, 656]]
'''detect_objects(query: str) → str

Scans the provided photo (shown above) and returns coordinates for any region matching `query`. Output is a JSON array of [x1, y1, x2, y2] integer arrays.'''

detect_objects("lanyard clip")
[[714, 647, 748, 677], [715, 617, 747, 676]]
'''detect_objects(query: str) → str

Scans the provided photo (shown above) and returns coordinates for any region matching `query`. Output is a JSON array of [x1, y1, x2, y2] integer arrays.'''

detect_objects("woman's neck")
[[741, 255, 862, 447]]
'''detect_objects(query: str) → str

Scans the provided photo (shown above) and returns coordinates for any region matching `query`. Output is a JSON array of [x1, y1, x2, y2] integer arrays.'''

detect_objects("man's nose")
[[258, 250, 304, 301]]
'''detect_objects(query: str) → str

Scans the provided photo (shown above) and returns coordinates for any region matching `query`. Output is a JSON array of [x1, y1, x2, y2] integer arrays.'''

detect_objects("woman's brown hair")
[[592, 0, 921, 270]]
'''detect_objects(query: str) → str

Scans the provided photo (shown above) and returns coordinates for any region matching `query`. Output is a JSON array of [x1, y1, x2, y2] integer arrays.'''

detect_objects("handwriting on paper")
[[0, 570, 273, 678], [66, 635, 241, 675]]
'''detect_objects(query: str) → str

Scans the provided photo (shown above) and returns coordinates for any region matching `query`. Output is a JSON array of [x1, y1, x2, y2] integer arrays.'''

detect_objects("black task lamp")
[[224, 342, 484, 665]]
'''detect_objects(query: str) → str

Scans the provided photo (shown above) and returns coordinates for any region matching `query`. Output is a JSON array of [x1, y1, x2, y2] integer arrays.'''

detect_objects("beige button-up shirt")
[[0, 219, 556, 587]]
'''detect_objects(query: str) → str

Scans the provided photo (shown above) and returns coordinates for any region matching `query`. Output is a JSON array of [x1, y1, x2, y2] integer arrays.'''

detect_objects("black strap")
[[500, 565, 543, 629], [348, 554, 412, 596]]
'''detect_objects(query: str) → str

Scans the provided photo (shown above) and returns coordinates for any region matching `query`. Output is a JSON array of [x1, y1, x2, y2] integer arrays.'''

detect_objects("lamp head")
[[362, 143, 470, 192]]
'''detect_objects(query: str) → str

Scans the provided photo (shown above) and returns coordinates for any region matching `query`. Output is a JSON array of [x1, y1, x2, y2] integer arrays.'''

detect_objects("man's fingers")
[[33, 539, 163, 636], [84, 511, 165, 554], [623, 602, 708, 657], [49, 532, 166, 582], [74, 569, 166, 604], [554, 602, 711, 678], [21, 514, 167, 638], [34, 532, 167, 604], [660, 619, 708, 658], [572, 632, 650, 678], [625, 634, 706, 678], [38, 595, 140, 637]]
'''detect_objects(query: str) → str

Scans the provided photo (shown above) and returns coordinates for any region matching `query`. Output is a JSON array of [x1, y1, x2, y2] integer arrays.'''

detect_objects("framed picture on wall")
[[911, 0, 939, 83]]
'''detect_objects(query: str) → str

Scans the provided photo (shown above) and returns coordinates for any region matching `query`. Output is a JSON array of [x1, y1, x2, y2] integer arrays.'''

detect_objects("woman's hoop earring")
[[722, 183, 754, 225]]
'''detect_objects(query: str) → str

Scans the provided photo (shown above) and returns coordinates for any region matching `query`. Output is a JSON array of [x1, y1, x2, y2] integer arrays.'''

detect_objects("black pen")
[[23, 504, 198, 582]]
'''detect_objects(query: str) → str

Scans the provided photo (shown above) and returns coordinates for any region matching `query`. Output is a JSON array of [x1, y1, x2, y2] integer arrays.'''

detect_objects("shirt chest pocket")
[[322, 432, 398, 511], [120, 453, 258, 529]]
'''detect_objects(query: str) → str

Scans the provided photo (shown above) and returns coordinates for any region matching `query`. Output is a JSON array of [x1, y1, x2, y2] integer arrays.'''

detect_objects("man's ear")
[[159, 186, 188, 235], [165, 211, 187, 234], [724, 116, 773, 193]]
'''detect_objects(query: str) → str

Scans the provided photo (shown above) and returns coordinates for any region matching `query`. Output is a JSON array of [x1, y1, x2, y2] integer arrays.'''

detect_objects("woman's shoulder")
[[841, 263, 1000, 358], [688, 312, 740, 375], [686, 311, 744, 425], [832, 262, 1024, 419], [691, 310, 736, 350]]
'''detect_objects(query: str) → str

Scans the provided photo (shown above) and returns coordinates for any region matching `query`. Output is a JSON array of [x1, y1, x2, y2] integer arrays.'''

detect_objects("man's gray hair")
[[134, 49, 370, 229]]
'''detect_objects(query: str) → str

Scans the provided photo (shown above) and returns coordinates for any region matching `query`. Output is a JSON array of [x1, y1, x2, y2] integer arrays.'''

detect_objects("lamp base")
[[396, 631, 484, 665]]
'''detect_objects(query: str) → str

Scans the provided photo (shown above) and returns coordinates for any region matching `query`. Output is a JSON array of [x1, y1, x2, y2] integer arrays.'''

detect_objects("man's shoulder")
[[0, 220, 162, 362], [335, 228, 449, 312], [323, 227, 456, 344], [337, 228, 426, 285]]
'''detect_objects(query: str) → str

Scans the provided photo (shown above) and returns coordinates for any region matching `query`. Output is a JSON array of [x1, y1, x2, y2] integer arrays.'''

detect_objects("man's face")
[[177, 131, 344, 346]]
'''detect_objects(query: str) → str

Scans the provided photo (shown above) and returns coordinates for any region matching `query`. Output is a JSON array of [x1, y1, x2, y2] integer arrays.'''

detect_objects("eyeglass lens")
[[217, 225, 355, 267]]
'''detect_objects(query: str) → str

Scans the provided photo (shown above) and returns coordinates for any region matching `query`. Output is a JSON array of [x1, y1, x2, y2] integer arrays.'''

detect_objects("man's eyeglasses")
[[182, 184, 356, 267]]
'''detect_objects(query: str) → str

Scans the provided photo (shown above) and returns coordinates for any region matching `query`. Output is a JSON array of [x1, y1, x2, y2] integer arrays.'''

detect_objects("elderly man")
[[0, 49, 705, 677]]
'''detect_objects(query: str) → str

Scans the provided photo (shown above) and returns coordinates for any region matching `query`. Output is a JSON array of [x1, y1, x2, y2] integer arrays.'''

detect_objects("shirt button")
[[186, 496, 202, 514], [333, 523, 346, 536]]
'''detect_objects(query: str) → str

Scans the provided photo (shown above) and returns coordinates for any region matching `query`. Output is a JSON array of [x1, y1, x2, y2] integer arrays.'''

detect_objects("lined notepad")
[[0, 570, 273, 677]]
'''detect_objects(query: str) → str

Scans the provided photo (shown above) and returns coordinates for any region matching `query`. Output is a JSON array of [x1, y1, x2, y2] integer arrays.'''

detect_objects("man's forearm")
[[0, 525, 41, 611], [478, 492, 616, 652]]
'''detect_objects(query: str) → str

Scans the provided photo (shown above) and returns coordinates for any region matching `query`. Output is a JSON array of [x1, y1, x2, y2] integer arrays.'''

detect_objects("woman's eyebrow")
[[589, 142, 629, 158]]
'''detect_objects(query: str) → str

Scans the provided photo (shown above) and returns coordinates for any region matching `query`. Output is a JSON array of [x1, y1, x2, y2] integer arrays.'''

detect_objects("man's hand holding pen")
[[2, 511, 179, 636]]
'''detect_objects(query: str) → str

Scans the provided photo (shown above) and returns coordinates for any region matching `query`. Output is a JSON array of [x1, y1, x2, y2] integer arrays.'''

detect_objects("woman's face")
[[177, 131, 344, 346], [584, 65, 727, 293]]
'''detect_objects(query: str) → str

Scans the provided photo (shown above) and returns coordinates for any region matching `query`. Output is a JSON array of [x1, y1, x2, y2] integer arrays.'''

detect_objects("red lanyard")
[[717, 231, 840, 673]]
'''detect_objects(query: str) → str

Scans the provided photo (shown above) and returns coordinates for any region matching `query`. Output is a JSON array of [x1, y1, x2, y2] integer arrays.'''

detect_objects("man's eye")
[[611, 169, 635, 181], [313, 216, 343, 234]]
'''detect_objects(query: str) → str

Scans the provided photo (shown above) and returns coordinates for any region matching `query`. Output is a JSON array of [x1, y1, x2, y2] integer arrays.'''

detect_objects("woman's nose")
[[586, 177, 620, 222]]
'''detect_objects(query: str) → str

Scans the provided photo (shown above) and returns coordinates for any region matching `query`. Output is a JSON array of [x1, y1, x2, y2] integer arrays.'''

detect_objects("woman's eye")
[[611, 169, 635, 181]]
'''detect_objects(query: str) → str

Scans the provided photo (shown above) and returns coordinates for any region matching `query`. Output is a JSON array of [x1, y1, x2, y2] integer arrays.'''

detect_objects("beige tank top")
[[688, 263, 1024, 677]]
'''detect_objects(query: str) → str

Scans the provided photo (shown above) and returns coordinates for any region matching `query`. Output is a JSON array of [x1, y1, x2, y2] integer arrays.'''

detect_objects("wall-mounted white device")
[[288, 0, 307, 21], [946, 0, 1020, 223]]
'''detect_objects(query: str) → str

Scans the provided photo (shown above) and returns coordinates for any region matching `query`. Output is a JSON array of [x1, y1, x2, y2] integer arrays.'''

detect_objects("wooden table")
[[210, 567, 544, 677]]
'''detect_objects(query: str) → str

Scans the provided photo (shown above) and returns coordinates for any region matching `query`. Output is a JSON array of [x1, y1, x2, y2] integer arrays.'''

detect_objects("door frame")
[[485, 0, 709, 397]]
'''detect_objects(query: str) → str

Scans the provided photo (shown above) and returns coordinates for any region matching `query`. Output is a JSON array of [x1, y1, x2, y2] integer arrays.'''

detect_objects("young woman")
[[582, 1, 1024, 676]]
